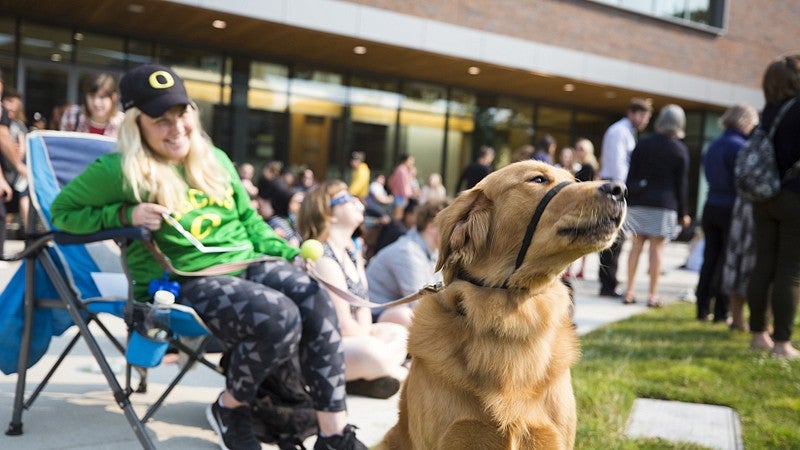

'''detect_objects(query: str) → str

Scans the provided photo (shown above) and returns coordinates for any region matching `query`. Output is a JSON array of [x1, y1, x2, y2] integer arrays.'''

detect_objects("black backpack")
[[734, 98, 798, 202], [220, 353, 318, 450]]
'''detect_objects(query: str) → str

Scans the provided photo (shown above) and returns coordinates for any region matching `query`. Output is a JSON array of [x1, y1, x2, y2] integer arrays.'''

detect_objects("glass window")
[[696, 110, 723, 219], [684, 111, 705, 217], [19, 21, 73, 63], [290, 66, 346, 115], [22, 64, 69, 131], [399, 81, 448, 188], [589, 0, 725, 30], [289, 66, 346, 180], [686, 0, 713, 25], [127, 38, 153, 65], [486, 97, 534, 169], [74, 31, 125, 68], [155, 44, 225, 132], [236, 61, 291, 167], [535, 104, 571, 158], [654, 0, 687, 19], [536, 105, 571, 131], [0, 55, 15, 86], [249, 61, 289, 112], [574, 111, 615, 153], [446, 89, 477, 193], [0, 17, 15, 54], [349, 75, 401, 179], [620, 0, 653, 15]]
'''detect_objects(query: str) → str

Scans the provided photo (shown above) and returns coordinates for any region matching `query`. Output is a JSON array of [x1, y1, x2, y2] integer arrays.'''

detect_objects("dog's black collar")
[[455, 270, 511, 290]]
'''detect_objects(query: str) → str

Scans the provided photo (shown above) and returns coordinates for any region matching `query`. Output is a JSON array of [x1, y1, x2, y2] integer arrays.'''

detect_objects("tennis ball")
[[300, 239, 324, 261]]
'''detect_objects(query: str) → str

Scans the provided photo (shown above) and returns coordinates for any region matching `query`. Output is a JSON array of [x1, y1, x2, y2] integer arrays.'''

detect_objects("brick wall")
[[348, 0, 798, 89]]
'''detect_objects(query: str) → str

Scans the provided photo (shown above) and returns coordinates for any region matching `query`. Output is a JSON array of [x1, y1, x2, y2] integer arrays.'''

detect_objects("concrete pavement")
[[0, 238, 700, 449]]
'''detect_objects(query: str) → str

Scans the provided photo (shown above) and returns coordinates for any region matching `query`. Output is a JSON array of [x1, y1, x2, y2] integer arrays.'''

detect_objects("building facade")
[[1, 0, 797, 216]]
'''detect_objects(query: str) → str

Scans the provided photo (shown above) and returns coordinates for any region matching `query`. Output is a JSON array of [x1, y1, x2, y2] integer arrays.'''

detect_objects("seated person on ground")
[[298, 180, 409, 399], [366, 200, 449, 327]]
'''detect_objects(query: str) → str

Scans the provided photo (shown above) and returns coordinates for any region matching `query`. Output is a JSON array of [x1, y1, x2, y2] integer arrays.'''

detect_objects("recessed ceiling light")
[[563, 83, 575, 92], [50, 53, 62, 62], [353, 46, 367, 55], [468, 66, 480, 75], [127, 4, 144, 13], [212, 20, 227, 29], [73, 32, 84, 41]]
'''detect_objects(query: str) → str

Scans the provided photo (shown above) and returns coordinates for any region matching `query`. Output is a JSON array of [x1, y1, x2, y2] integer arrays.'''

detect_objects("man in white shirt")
[[597, 98, 652, 297]]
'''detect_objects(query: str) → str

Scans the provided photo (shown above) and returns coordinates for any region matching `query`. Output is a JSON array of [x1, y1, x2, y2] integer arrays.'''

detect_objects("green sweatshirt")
[[50, 148, 299, 301]]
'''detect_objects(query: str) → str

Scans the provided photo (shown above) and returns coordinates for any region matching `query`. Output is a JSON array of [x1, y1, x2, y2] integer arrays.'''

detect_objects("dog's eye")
[[527, 175, 547, 184]]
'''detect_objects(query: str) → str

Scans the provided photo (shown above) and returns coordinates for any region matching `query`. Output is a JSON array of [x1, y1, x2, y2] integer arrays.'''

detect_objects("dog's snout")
[[598, 181, 626, 202]]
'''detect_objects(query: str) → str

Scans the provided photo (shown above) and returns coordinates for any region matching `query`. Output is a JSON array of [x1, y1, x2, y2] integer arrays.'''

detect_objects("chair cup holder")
[[126, 329, 170, 368]]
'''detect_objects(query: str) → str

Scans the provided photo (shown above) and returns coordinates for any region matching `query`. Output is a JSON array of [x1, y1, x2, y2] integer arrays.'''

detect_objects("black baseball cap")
[[119, 64, 190, 117]]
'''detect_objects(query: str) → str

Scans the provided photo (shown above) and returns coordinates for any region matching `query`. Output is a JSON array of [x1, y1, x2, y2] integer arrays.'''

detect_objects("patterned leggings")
[[178, 259, 347, 412]]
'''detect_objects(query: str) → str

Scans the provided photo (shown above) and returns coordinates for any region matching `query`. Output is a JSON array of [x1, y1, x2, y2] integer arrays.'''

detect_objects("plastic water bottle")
[[146, 290, 174, 341]]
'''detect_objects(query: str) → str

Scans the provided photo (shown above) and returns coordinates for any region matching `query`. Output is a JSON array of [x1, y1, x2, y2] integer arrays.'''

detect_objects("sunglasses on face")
[[330, 192, 356, 207]]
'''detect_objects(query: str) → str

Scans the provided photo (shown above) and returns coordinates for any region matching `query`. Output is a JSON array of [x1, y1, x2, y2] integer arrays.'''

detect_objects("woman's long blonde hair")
[[574, 138, 599, 171], [118, 106, 230, 212]]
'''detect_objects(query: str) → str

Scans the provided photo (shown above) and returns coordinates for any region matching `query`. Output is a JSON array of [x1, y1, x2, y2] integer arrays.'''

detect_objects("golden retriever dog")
[[377, 161, 626, 450]]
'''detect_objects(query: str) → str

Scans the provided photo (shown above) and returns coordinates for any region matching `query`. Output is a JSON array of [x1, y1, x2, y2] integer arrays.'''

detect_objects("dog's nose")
[[598, 181, 626, 202]]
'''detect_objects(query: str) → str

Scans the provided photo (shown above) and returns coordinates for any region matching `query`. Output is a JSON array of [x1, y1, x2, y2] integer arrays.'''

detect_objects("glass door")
[[18, 59, 123, 131], [18, 60, 71, 130]]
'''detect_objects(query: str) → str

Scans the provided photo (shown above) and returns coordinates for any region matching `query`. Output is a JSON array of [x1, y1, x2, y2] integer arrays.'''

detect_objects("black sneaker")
[[314, 424, 368, 450], [345, 376, 401, 399], [205, 398, 261, 450]]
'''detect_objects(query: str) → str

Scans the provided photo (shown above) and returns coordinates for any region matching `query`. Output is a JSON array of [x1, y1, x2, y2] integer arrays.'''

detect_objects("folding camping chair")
[[0, 131, 221, 449]]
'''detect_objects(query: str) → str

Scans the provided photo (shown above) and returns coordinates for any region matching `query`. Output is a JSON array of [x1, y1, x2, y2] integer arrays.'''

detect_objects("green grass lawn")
[[573, 302, 800, 449]]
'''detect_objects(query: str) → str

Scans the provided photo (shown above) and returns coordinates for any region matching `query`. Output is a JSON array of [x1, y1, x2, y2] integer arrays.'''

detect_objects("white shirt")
[[598, 117, 637, 182]]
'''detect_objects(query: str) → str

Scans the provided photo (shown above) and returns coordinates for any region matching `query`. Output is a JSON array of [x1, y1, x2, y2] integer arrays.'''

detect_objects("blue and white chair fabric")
[[0, 131, 216, 449]]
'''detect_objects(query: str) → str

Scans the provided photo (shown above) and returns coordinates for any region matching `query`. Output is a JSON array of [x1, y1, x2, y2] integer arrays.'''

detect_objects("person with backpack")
[[745, 54, 800, 359]]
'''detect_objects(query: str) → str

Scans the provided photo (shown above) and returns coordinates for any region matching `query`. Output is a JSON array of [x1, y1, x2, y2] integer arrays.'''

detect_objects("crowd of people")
[[2, 51, 799, 450], [586, 54, 800, 359]]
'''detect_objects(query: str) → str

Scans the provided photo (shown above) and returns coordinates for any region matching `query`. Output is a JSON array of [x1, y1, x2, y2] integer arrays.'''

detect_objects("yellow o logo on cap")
[[148, 71, 175, 89]]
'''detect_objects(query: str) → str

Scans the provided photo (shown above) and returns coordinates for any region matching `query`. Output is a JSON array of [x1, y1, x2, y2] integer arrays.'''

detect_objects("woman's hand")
[[131, 202, 170, 230]]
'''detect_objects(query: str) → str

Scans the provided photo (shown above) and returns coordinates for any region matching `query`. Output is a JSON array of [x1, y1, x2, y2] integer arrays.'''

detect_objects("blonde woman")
[[51, 64, 367, 450], [298, 180, 409, 399], [574, 138, 599, 182]]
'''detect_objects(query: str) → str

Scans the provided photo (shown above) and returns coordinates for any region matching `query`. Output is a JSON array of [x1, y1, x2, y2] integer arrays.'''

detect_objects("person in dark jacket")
[[623, 104, 691, 307], [695, 104, 759, 323], [457, 146, 495, 191], [747, 54, 800, 359]]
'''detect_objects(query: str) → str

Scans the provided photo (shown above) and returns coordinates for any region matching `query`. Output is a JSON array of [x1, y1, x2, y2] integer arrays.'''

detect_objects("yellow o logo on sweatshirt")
[[148, 71, 175, 89], [190, 214, 221, 240]]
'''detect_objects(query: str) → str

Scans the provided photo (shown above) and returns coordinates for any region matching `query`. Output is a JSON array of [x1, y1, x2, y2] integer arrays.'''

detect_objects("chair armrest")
[[53, 227, 152, 245], [1, 227, 152, 262]]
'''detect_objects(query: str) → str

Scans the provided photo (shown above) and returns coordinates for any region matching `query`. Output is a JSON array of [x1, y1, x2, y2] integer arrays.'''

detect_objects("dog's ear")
[[435, 189, 492, 280]]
